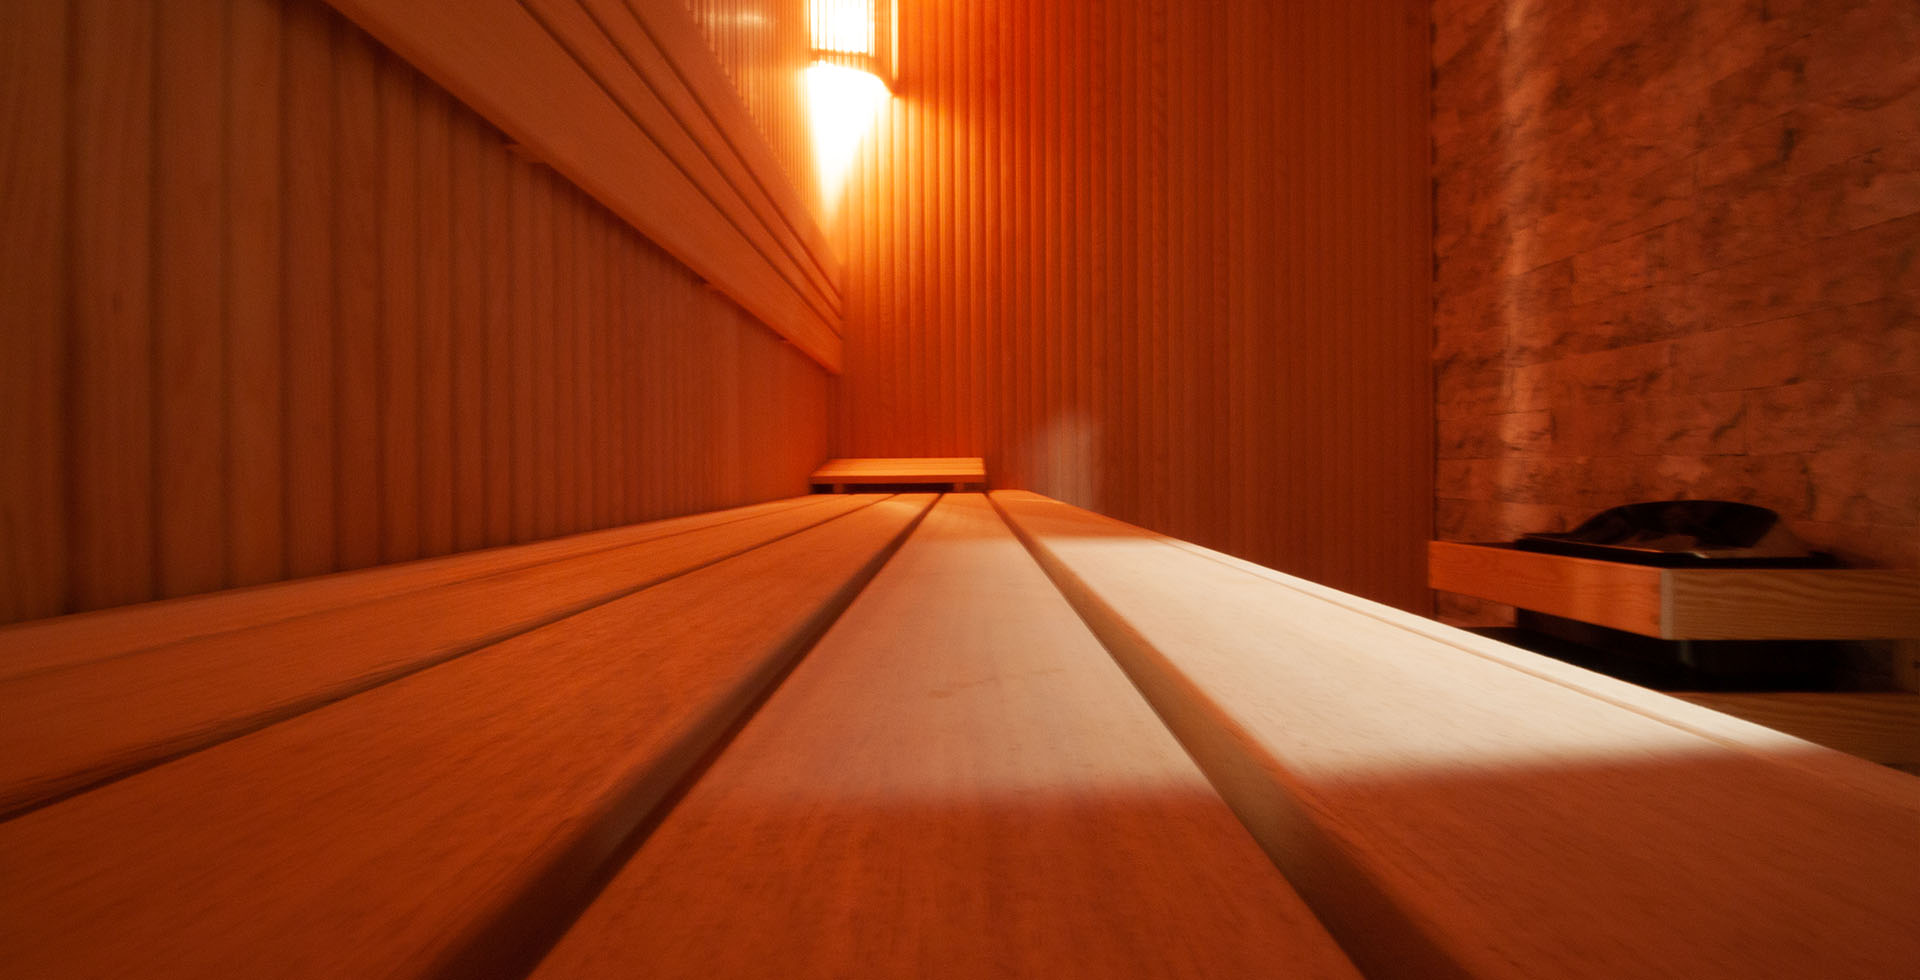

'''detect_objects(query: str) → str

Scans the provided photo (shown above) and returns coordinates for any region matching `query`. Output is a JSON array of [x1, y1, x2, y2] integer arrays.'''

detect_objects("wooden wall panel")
[[153, 1, 229, 599], [0, 1, 68, 623], [833, 0, 1433, 612], [224, 0, 286, 588], [68, 0, 156, 612], [0, 0, 830, 626], [283, 0, 339, 581]]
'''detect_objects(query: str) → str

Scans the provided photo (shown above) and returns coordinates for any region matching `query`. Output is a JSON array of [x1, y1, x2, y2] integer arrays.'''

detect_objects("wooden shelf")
[[810, 457, 986, 491], [1429, 541, 1920, 640]]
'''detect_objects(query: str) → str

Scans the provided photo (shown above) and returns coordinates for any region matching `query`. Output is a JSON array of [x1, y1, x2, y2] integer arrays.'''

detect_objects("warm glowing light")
[[810, 0, 875, 55], [806, 62, 889, 217], [808, 0, 894, 86]]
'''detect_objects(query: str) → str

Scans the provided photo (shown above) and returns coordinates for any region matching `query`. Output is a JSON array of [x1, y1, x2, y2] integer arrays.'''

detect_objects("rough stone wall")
[[1432, 0, 1920, 628]]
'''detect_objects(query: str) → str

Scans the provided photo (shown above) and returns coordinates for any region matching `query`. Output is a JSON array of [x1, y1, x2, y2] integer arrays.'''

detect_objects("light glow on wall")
[[808, 0, 895, 85], [806, 61, 889, 218], [810, 0, 875, 56]]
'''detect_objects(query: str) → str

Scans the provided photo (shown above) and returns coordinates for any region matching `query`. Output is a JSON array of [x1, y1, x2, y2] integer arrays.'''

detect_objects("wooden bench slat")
[[0, 494, 936, 979], [0, 493, 828, 681], [531, 493, 1360, 979], [992, 490, 1920, 980], [1168, 527, 1914, 802], [0, 493, 876, 817]]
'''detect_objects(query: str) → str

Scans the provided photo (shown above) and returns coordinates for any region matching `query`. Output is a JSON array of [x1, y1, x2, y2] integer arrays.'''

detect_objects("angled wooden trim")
[[322, 0, 844, 372], [530, 0, 840, 323], [616, 0, 844, 297]]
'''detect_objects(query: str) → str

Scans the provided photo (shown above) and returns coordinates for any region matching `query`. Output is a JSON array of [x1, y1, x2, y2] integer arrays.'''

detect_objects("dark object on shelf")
[[1516, 499, 1836, 568], [1493, 611, 1856, 692]]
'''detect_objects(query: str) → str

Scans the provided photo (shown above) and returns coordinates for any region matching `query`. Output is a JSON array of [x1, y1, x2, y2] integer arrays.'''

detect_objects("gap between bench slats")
[[0, 493, 877, 818], [0, 494, 935, 980], [531, 493, 1359, 980], [991, 490, 1920, 980]]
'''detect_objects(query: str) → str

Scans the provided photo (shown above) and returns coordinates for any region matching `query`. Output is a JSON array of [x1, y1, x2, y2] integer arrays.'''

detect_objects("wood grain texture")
[[1664, 567, 1920, 640], [0, 0, 832, 626], [1139, 515, 1916, 800], [152, 0, 230, 598], [0, 495, 822, 681], [224, 0, 287, 587], [0, 495, 934, 979], [321, 0, 842, 370], [68, 0, 156, 610], [1430, 541, 1920, 639], [0, 495, 876, 817], [994, 490, 1920, 980], [1427, 541, 1665, 636], [282, 0, 340, 580], [809, 456, 986, 485], [831, 0, 1433, 613], [1672, 692, 1920, 767], [0, 0, 68, 622], [531, 494, 1361, 980]]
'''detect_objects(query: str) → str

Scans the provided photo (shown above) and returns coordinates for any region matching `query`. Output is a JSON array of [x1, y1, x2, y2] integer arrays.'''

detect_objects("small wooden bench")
[[809, 456, 987, 493], [2, 490, 1915, 979]]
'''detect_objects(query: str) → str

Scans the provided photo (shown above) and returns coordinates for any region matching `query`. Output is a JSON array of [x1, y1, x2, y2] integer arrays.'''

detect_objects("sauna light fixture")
[[810, 0, 896, 89], [806, 0, 894, 215]]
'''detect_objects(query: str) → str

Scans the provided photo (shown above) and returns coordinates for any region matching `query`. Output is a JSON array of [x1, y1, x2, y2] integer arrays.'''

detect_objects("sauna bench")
[[809, 455, 987, 492], [1, 492, 1916, 980]]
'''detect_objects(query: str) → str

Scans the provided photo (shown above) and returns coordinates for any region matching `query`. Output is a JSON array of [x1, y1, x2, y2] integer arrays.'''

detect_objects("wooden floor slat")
[[531, 493, 1359, 980], [0, 495, 935, 979], [0, 494, 875, 817], [991, 489, 1920, 980]]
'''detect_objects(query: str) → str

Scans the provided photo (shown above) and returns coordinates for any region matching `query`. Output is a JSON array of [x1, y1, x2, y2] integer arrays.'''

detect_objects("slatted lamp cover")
[[811, 0, 897, 88]]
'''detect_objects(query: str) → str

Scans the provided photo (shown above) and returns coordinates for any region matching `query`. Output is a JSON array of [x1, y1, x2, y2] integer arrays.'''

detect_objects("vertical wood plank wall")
[[831, 1, 1434, 611], [0, 0, 830, 626]]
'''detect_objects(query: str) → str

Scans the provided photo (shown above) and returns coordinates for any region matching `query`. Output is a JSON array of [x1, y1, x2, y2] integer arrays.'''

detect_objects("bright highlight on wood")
[[805, 61, 890, 217], [808, 0, 895, 84]]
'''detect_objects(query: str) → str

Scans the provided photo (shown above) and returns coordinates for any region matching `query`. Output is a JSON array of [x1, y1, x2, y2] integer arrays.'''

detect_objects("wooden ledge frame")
[[1429, 541, 1920, 641]]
